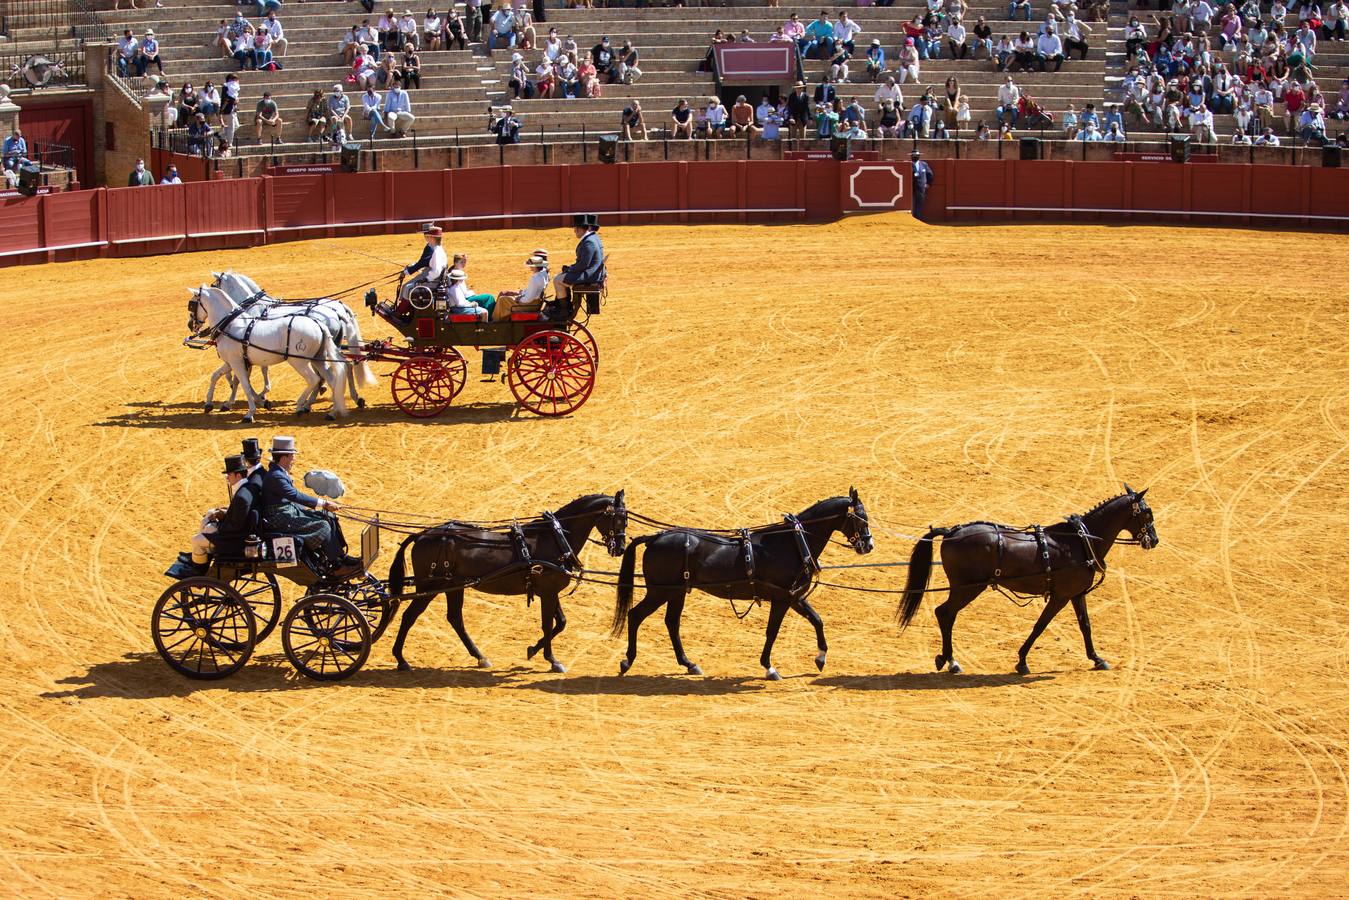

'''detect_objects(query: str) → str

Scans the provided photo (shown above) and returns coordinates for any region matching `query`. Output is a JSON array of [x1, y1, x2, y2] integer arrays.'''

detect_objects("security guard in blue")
[[552, 213, 605, 311], [259, 435, 361, 576]]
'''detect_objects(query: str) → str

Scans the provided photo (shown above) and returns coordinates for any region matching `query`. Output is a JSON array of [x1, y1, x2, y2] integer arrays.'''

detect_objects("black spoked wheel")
[[228, 570, 282, 643], [151, 577, 256, 680], [325, 574, 395, 642], [282, 594, 371, 682]]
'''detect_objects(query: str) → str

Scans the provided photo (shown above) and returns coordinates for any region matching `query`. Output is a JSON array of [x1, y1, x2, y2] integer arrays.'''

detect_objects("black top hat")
[[572, 213, 591, 228], [241, 437, 261, 462], [223, 454, 248, 475]]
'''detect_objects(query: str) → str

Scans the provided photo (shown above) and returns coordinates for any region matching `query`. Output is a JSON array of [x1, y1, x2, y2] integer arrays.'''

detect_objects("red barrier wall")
[[3, 159, 1345, 267]]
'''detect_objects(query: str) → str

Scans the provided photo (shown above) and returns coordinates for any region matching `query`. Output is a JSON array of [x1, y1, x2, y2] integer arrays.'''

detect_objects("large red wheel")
[[507, 330, 596, 417], [569, 322, 599, 370], [389, 351, 466, 418]]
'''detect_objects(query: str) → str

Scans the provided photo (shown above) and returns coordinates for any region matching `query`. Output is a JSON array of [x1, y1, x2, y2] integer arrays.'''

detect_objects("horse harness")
[[988, 515, 1107, 604]]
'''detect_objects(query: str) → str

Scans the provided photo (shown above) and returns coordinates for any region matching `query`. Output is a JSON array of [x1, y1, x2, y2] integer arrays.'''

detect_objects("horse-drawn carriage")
[[357, 273, 604, 419], [151, 518, 395, 681]]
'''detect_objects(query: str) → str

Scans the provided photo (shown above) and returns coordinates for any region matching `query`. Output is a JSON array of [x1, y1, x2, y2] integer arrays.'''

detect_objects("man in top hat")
[[260, 436, 360, 576], [241, 437, 266, 494], [399, 225, 448, 303], [552, 214, 604, 313], [185, 454, 260, 574], [911, 149, 934, 221]]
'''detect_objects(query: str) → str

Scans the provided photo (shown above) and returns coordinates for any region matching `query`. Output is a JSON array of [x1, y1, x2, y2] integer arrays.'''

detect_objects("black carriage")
[[151, 519, 393, 681], [356, 274, 604, 419]]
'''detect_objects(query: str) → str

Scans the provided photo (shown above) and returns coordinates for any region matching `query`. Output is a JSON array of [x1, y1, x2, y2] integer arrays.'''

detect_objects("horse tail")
[[342, 307, 379, 388], [387, 533, 417, 597], [611, 535, 651, 637], [898, 527, 948, 628]]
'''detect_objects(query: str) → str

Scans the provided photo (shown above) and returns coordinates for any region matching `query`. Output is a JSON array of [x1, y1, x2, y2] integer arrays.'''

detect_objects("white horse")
[[210, 270, 378, 407], [204, 361, 272, 413], [190, 285, 348, 422]]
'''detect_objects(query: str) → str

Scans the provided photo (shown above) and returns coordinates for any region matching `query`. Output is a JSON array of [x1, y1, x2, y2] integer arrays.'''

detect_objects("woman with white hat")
[[491, 252, 549, 320]]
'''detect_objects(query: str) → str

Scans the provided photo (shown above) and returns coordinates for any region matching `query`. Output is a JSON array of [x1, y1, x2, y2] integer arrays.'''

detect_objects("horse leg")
[[259, 365, 273, 409], [1016, 593, 1072, 675], [791, 596, 828, 671], [290, 361, 321, 414], [391, 592, 436, 671], [663, 594, 701, 675], [227, 356, 260, 423], [445, 588, 491, 668], [532, 593, 567, 673], [1071, 593, 1110, 670], [934, 585, 983, 675], [205, 363, 228, 412], [759, 599, 790, 681], [527, 595, 567, 664], [620, 589, 669, 675]]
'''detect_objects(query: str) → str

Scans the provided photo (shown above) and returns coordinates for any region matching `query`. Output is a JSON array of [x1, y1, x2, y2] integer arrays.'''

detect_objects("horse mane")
[[553, 492, 612, 516], [796, 495, 847, 521], [1082, 491, 1130, 518]]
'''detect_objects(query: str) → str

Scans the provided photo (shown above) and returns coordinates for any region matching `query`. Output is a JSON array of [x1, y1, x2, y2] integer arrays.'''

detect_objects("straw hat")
[[448, 268, 467, 282]]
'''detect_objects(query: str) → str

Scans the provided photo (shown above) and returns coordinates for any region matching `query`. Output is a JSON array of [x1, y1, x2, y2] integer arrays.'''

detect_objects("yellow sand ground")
[[0, 214, 1346, 897]]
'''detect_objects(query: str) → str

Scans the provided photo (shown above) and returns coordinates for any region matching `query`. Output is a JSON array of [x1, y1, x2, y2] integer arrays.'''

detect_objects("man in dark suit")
[[402, 223, 437, 280], [814, 75, 837, 108], [911, 149, 934, 221], [241, 437, 265, 493], [185, 454, 258, 573], [551, 213, 604, 315], [260, 435, 360, 575]]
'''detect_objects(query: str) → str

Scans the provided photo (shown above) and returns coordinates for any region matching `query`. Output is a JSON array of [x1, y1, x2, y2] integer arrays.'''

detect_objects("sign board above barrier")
[[784, 150, 879, 161], [267, 163, 343, 176], [0, 187, 53, 199], [713, 44, 796, 84], [1113, 152, 1219, 163]]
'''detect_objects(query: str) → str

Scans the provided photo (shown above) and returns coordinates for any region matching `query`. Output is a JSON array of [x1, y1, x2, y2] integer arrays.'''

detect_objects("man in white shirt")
[[755, 96, 775, 126], [834, 11, 862, 52], [1103, 121, 1126, 142], [947, 18, 969, 59], [1255, 127, 1280, 145], [1063, 12, 1091, 59], [263, 12, 286, 56], [116, 29, 138, 76], [400, 226, 448, 304], [488, 7, 516, 52], [997, 75, 1021, 126], [382, 82, 415, 136], [703, 97, 727, 137], [1191, 105, 1215, 143], [1037, 26, 1064, 72], [874, 75, 903, 107]]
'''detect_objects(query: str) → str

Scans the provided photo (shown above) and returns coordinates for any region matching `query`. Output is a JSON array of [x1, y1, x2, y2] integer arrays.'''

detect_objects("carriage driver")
[[399, 225, 448, 303], [260, 435, 362, 577], [186, 454, 258, 574], [551, 214, 604, 314]]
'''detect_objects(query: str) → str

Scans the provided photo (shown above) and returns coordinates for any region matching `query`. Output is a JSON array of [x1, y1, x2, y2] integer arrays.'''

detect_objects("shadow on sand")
[[93, 399, 525, 430]]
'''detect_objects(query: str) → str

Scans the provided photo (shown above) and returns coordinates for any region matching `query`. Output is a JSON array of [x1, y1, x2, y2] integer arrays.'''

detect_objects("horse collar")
[[543, 511, 579, 572]]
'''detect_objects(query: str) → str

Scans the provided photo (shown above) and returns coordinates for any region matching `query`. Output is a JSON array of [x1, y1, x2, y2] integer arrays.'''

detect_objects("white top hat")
[[270, 435, 298, 455]]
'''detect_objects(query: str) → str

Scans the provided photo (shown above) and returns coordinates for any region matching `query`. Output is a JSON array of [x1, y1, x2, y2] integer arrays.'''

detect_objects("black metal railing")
[[0, 0, 109, 43], [1, 45, 84, 89], [26, 139, 75, 169]]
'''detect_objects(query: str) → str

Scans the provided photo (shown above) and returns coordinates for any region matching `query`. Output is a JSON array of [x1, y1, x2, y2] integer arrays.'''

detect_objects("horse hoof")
[[686, 664, 703, 676], [619, 658, 632, 675], [396, 660, 410, 671], [549, 661, 567, 674], [324, 413, 336, 422], [203, 403, 213, 413], [220, 403, 232, 412], [296, 409, 308, 417], [1093, 658, 1111, 671], [478, 657, 493, 669], [765, 667, 781, 681], [525, 644, 538, 660], [815, 651, 827, 671], [948, 661, 963, 675], [241, 414, 254, 424], [262, 400, 273, 410], [1015, 660, 1030, 676], [356, 398, 367, 409], [935, 654, 947, 671]]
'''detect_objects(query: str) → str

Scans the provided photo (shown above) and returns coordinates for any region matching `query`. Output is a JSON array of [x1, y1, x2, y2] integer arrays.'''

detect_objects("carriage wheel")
[[507, 330, 596, 417], [282, 594, 371, 681], [389, 351, 466, 418], [569, 322, 599, 370], [229, 570, 281, 643], [151, 577, 256, 680], [316, 574, 396, 642]]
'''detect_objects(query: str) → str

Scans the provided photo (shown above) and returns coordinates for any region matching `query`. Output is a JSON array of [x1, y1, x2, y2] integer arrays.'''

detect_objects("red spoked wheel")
[[389, 351, 466, 418], [568, 322, 599, 370], [507, 330, 597, 417]]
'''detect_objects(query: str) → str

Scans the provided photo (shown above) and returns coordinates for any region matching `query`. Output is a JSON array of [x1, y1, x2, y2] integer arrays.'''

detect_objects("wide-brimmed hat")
[[425, 226, 443, 237], [448, 268, 467, 281], [270, 435, 298, 456], [241, 437, 261, 462], [223, 454, 247, 475], [531, 247, 549, 259], [526, 255, 547, 268], [793, 81, 805, 88]]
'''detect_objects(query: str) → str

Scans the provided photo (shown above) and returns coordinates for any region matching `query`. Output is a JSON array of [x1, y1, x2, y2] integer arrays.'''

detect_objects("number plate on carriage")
[[270, 536, 297, 563]]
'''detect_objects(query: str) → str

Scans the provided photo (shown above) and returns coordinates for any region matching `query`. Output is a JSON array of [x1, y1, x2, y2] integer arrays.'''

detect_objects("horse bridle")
[[1131, 496, 1159, 549], [603, 494, 628, 556], [843, 498, 873, 552]]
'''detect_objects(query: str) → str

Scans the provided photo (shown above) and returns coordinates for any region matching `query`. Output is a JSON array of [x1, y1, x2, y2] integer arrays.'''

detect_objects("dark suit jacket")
[[913, 160, 934, 194], [405, 242, 433, 275], [210, 480, 260, 554], [262, 463, 320, 509], [561, 231, 605, 285], [814, 84, 836, 105]]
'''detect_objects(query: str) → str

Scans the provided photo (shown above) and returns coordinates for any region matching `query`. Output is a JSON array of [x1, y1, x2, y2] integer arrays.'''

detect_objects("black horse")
[[897, 486, 1158, 675], [387, 491, 627, 673], [611, 490, 874, 680]]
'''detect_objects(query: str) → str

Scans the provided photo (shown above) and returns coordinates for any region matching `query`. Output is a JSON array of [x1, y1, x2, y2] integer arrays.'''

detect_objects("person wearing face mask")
[[128, 158, 154, 186]]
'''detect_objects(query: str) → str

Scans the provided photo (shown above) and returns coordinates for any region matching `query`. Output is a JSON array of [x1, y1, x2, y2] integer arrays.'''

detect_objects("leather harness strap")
[[543, 511, 579, 573], [510, 522, 535, 606], [739, 528, 755, 582], [1033, 524, 1052, 598]]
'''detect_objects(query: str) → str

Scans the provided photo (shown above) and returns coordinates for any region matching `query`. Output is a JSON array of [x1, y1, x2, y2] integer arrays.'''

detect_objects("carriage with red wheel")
[[355, 273, 604, 419]]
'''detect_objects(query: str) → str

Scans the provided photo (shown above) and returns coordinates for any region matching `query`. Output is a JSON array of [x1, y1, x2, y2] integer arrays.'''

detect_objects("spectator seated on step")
[[621, 100, 647, 140], [380, 81, 415, 136], [135, 29, 165, 77], [116, 28, 137, 76], [616, 40, 641, 84], [254, 92, 284, 142], [671, 99, 694, 138], [729, 95, 757, 136], [488, 4, 516, 51], [3, 129, 28, 173], [262, 11, 287, 56], [188, 113, 215, 156]]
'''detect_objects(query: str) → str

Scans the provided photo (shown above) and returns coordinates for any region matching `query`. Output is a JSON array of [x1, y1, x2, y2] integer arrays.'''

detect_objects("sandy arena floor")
[[0, 213, 1346, 897]]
